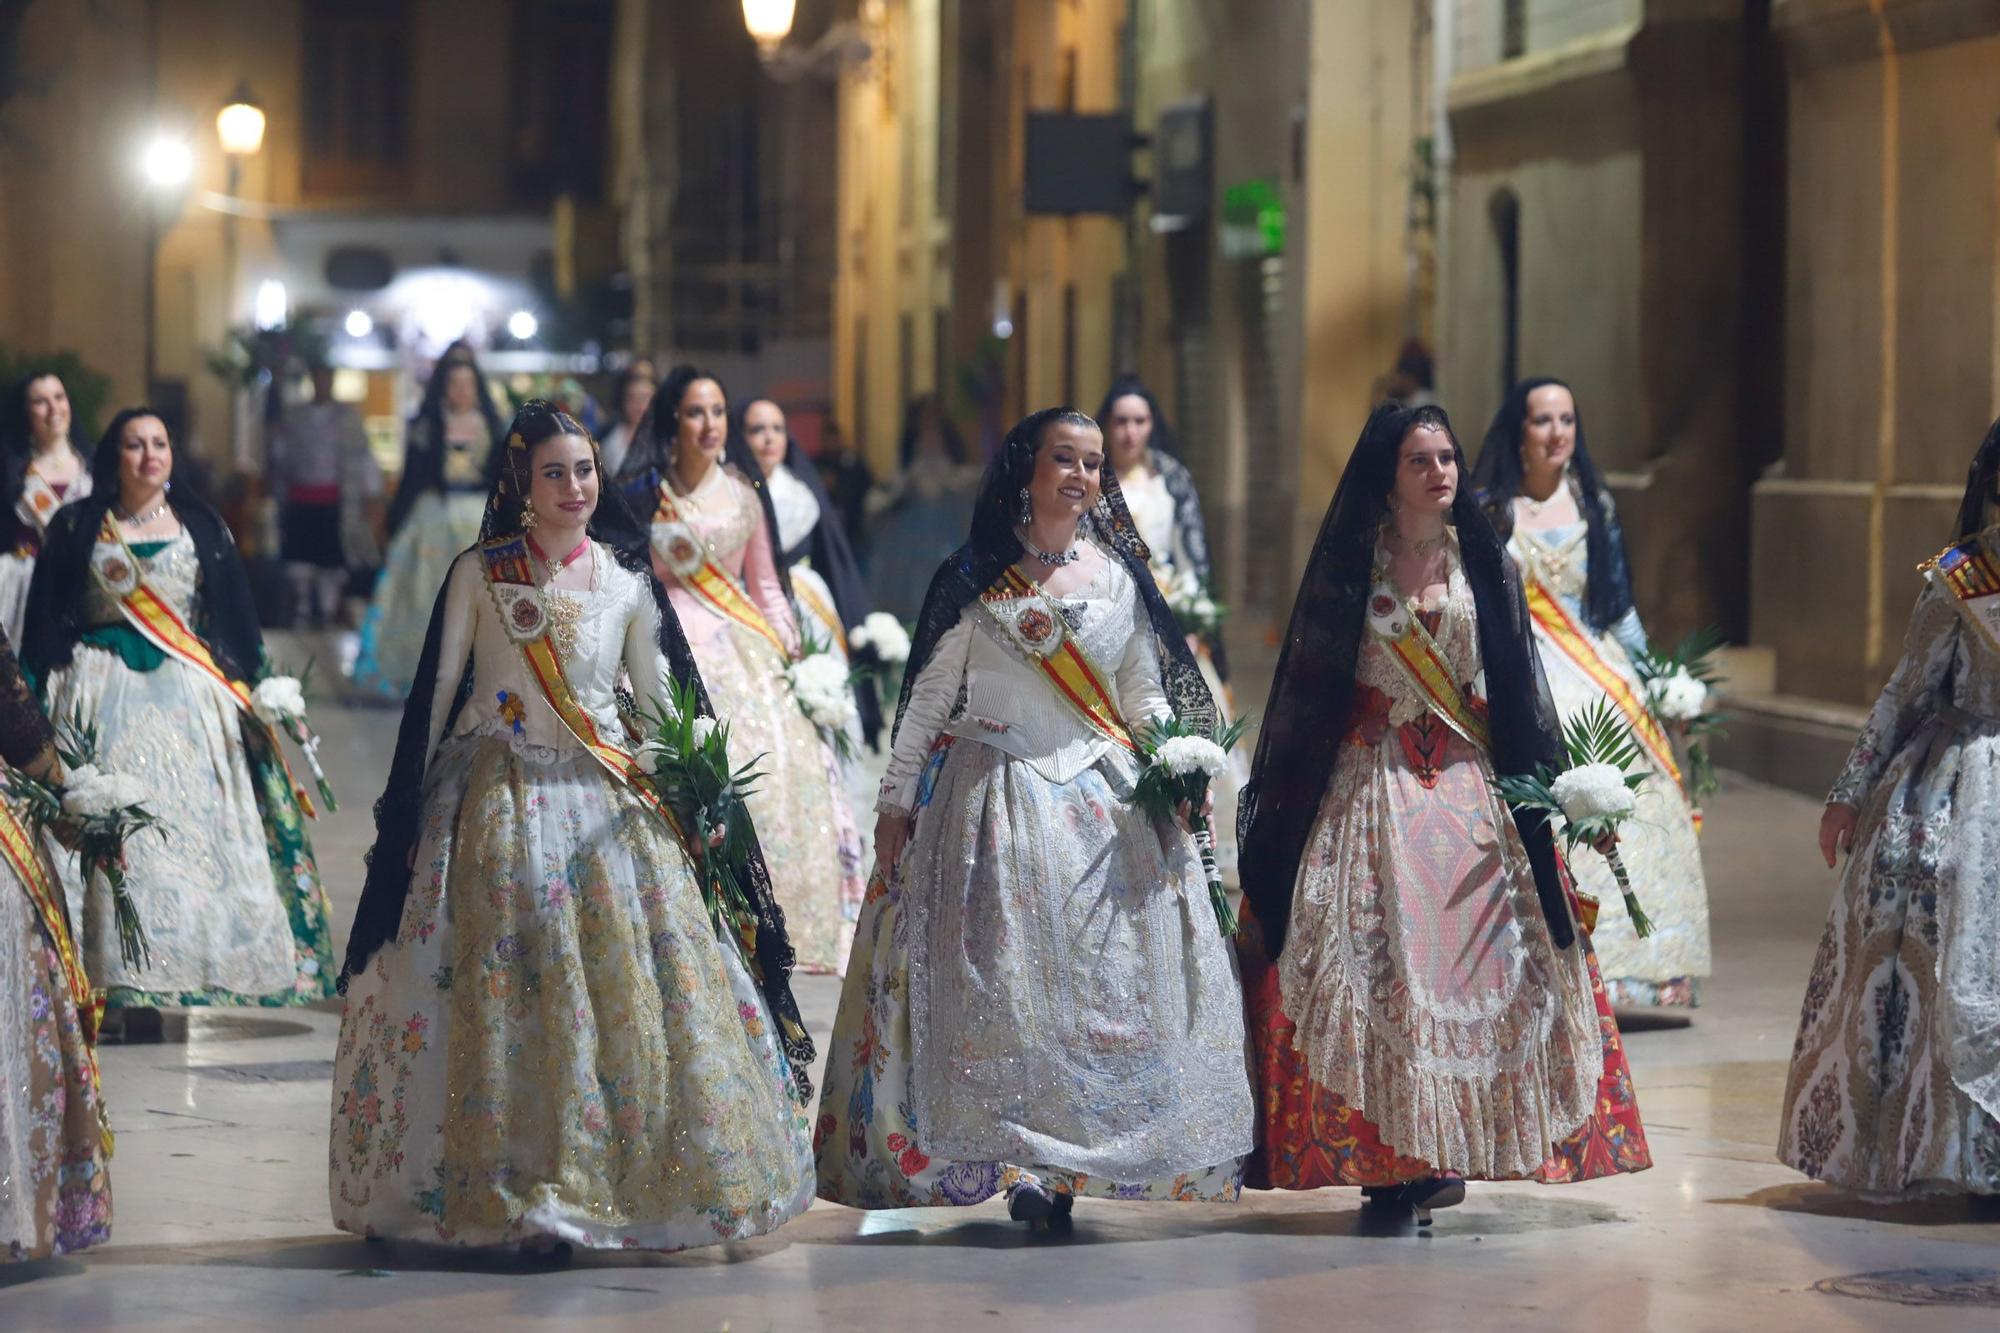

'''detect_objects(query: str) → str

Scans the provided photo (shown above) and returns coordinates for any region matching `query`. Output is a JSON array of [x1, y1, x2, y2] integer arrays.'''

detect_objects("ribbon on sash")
[[1923, 534, 2000, 658], [650, 483, 789, 658], [91, 516, 316, 817], [792, 577, 848, 655], [1523, 576, 1683, 789], [978, 565, 1136, 753]]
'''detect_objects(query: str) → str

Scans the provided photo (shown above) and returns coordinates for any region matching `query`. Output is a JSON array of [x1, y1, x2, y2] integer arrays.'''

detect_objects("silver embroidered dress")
[[814, 549, 1253, 1207], [1780, 561, 2000, 1198]]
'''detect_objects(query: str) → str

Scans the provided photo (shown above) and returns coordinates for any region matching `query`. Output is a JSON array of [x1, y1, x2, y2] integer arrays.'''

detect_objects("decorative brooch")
[[90, 543, 139, 596], [1366, 577, 1410, 641], [496, 690, 527, 736], [653, 521, 705, 579]]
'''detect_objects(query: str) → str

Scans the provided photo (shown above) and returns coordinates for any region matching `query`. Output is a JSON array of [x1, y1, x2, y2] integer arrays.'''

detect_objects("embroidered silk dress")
[[0, 460, 90, 644], [648, 465, 863, 972], [41, 531, 333, 1007], [354, 410, 494, 700], [0, 632, 111, 1262], [1780, 564, 2000, 1199], [1510, 512, 1711, 1007], [1245, 535, 1650, 1188], [814, 550, 1254, 1208], [331, 544, 815, 1249]]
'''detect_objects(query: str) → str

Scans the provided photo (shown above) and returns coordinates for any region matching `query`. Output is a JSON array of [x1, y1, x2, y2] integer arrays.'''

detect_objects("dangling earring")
[[521, 502, 539, 532], [1017, 487, 1033, 525]]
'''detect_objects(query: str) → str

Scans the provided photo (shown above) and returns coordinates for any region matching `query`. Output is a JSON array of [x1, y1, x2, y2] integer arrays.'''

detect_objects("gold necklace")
[[532, 536, 590, 661]]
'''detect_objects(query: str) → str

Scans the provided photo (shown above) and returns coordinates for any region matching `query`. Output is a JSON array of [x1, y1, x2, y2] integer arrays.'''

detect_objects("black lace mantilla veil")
[[1235, 401, 1573, 962], [893, 406, 1216, 748], [340, 401, 815, 1095], [1469, 377, 1635, 635], [1953, 416, 2000, 541]]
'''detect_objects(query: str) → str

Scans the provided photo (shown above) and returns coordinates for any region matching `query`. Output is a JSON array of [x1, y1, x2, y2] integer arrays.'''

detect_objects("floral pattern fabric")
[[1780, 576, 2000, 1199], [44, 532, 333, 1007], [650, 466, 863, 973], [2, 843, 112, 1261], [330, 738, 816, 1249], [1511, 518, 1711, 1005]]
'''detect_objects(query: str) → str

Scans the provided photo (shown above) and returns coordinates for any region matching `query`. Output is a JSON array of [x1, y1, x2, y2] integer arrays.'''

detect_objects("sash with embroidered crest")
[[977, 564, 1136, 753], [1522, 576, 1683, 788], [16, 468, 87, 547], [1370, 595, 1493, 754], [1923, 533, 2000, 657], [90, 516, 317, 817], [479, 536, 691, 847], [649, 483, 789, 658]]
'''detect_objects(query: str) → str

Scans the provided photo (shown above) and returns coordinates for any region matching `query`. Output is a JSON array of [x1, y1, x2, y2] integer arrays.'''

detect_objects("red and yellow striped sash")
[[1524, 576, 1683, 788], [793, 577, 847, 655], [651, 484, 788, 658], [1379, 614, 1492, 753], [94, 517, 316, 817], [981, 565, 1135, 753], [481, 539, 689, 848]]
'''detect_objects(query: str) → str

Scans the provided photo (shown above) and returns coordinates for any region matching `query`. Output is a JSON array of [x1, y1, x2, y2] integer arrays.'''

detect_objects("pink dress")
[[649, 464, 864, 972]]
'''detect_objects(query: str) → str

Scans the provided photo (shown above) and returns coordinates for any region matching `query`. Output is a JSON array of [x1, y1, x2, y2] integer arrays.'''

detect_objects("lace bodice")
[[649, 465, 799, 652], [84, 530, 200, 627], [1357, 539, 1485, 730], [424, 542, 671, 764], [1513, 520, 1587, 600], [879, 550, 1171, 811]]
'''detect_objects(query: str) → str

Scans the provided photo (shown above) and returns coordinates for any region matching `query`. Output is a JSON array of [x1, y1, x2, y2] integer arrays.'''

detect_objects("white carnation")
[[62, 765, 149, 817], [251, 675, 307, 724], [852, 612, 911, 664], [1550, 763, 1635, 823], [691, 716, 719, 749], [789, 653, 859, 731], [634, 740, 670, 776], [1155, 735, 1228, 779], [1653, 668, 1708, 723]]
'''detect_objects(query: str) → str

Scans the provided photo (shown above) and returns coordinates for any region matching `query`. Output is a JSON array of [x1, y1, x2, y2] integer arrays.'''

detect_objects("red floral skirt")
[[1241, 926, 1652, 1189]]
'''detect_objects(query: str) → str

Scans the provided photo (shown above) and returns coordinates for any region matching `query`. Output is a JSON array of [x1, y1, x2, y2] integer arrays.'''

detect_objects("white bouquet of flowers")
[[59, 764, 151, 818], [787, 630, 860, 758], [1634, 627, 1727, 803], [253, 664, 337, 813], [849, 612, 911, 664], [1132, 713, 1254, 936], [1162, 569, 1226, 639], [1493, 698, 1655, 936]]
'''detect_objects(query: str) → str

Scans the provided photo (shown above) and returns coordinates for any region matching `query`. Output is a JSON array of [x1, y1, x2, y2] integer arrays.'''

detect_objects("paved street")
[[2, 685, 1996, 1332]]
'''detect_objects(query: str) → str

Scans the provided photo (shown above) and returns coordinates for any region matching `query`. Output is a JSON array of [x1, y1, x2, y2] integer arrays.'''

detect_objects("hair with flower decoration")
[[480, 399, 597, 539]]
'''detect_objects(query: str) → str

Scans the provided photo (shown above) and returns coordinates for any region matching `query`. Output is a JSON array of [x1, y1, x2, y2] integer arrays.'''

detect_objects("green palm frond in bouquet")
[[1130, 712, 1254, 936], [1633, 626, 1727, 803], [1492, 698, 1655, 937], [3, 707, 164, 970], [635, 673, 769, 944]]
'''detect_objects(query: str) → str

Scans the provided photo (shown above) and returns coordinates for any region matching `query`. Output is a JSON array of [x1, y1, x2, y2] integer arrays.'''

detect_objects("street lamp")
[[216, 83, 266, 159], [741, 0, 796, 55], [140, 133, 194, 188]]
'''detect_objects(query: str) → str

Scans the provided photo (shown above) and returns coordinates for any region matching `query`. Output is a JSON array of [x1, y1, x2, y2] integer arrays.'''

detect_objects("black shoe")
[[516, 1238, 574, 1267], [1006, 1181, 1057, 1225], [1404, 1177, 1466, 1227]]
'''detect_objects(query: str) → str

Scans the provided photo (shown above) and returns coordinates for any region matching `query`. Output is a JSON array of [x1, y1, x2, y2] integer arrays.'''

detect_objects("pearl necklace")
[[1016, 527, 1082, 567]]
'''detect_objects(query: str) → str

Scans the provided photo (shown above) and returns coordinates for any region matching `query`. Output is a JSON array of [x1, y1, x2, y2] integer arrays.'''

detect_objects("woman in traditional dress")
[[741, 395, 883, 750], [331, 400, 816, 1256], [597, 359, 656, 478], [0, 629, 112, 1262], [1097, 375, 1244, 876], [866, 394, 981, 622], [1780, 418, 2000, 1200], [1472, 378, 1711, 1009], [1237, 401, 1650, 1225], [815, 406, 1254, 1225], [353, 341, 504, 700], [0, 369, 93, 642], [20, 409, 334, 1013], [617, 367, 864, 973]]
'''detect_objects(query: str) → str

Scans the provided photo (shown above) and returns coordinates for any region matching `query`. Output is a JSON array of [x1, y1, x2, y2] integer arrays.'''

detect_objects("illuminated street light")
[[507, 309, 540, 341], [742, 0, 796, 54], [254, 279, 288, 331], [140, 134, 194, 188], [216, 83, 266, 158], [344, 309, 374, 339]]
